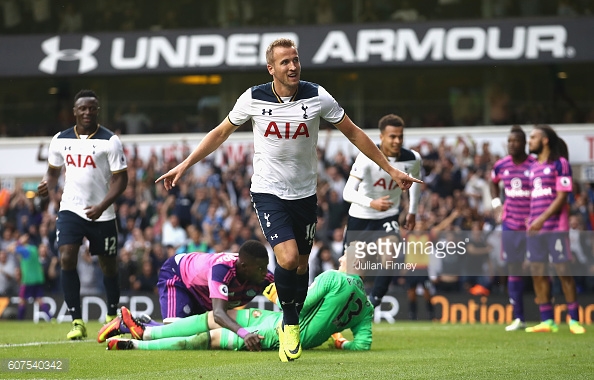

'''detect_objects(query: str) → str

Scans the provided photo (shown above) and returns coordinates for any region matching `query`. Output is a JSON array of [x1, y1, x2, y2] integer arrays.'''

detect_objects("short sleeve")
[[491, 161, 501, 184], [318, 86, 345, 124], [555, 157, 572, 192], [208, 264, 231, 301], [228, 88, 252, 126], [47, 133, 64, 168], [108, 135, 127, 172], [348, 153, 366, 180]]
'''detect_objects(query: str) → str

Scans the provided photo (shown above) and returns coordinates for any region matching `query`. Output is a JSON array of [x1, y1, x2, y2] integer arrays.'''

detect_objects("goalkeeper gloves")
[[331, 332, 348, 349], [263, 283, 278, 304]]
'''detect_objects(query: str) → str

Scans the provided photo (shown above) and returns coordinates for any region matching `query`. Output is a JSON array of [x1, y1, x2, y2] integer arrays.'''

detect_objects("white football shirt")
[[47, 125, 127, 221], [228, 81, 345, 200], [345, 147, 422, 219]]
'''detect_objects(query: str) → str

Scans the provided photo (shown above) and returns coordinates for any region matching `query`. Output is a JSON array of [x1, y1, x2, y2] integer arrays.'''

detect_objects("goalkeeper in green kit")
[[106, 249, 373, 358]]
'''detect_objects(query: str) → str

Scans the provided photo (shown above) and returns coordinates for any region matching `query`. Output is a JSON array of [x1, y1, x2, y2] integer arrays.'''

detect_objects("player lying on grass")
[[98, 240, 273, 351], [105, 250, 372, 360]]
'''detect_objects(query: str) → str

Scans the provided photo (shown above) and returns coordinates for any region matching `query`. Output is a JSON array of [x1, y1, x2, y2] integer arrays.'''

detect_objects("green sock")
[[136, 333, 210, 350], [151, 314, 209, 340]]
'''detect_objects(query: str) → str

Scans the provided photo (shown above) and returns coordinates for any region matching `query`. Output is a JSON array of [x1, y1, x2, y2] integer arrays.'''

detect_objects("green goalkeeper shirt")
[[299, 270, 373, 350], [15, 244, 44, 286]]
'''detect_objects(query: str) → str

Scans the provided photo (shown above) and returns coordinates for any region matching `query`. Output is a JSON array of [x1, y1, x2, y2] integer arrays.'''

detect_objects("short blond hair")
[[265, 38, 297, 65]]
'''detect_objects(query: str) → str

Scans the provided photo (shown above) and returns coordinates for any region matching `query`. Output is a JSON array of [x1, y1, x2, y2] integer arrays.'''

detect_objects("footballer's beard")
[[529, 143, 542, 155]]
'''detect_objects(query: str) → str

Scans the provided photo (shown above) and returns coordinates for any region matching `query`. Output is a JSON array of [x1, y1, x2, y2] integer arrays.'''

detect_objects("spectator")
[[124, 227, 152, 263], [132, 260, 158, 293], [117, 103, 151, 135], [314, 245, 339, 278], [161, 214, 187, 249], [176, 224, 211, 254], [118, 248, 137, 293], [77, 242, 105, 296], [0, 248, 18, 296], [149, 242, 168, 272], [38, 243, 59, 294], [57, 4, 82, 33], [315, 0, 335, 24], [391, 0, 422, 21], [8, 234, 52, 320], [463, 167, 491, 213], [568, 214, 594, 293], [358, 0, 379, 22], [170, 181, 194, 229], [30, 0, 53, 33], [329, 227, 345, 259]]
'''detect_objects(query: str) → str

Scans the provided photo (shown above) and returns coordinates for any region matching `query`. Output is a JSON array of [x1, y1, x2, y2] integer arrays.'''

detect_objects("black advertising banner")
[[0, 17, 592, 77], [3, 293, 594, 324]]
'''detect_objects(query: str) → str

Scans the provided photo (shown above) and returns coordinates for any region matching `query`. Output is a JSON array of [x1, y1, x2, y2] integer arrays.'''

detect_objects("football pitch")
[[0, 321, 592, 379]]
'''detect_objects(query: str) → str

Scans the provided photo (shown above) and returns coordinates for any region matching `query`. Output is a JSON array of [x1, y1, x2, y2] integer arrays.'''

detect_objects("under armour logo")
[[264, 213, 271, 227], [39, 36, 100, 74], [301, 104, 308, 119], [271, 234, 278, 240], [262, 109, 272, 115]]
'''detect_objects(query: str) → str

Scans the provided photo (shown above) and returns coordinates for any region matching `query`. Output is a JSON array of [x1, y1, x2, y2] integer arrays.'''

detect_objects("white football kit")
[[344, 147, 422, 219], [228, 81, 345, 200], [47, 125, 127, 221]]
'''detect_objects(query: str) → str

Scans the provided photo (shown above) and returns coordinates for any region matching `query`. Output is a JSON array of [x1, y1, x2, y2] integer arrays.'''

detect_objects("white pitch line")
[[1, 340, 90, 348]]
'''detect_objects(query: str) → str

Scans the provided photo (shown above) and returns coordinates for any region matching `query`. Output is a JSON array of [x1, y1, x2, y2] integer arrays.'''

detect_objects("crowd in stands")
[[2, 131, 594, 303], [1, 0, 592, 35]]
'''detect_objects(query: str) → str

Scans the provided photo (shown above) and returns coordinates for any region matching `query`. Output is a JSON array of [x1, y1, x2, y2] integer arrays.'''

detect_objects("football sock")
[[409, 300, 417, 320], [61, 268, 82, 320], [426, 301, 435, 319], [539, 303, 554, 322], [103, 275, 120, 316], [370, 276, 392, 302], [508, 276, 525, 321], [119, 323, 130, 334], [294, 270, 309, 315], [136, 332, 210, 350], [274, 265, 299, 325], [17, 304, 25, 320], [40, 303, 52, 320], [150, 314, 209, 340], [567, 301, 580, 321]]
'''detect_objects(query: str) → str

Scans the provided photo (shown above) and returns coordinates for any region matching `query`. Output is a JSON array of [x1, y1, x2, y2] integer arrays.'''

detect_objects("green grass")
[[1, 321, 593, 379]]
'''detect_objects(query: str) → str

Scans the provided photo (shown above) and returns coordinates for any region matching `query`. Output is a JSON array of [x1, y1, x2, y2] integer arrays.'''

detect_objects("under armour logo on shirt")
[[262, 109, 272, 115], [271, 234, 278, 240], [39, 36, 100, 74]]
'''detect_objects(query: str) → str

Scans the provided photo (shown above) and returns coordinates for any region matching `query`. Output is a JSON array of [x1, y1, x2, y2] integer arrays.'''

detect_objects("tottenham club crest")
[[301, 104, 308, 119]]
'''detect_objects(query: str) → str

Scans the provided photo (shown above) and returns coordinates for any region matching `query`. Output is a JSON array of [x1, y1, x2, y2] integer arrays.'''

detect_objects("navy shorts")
[[501, 224, 527, 264], [157, 255, 208, 319], [19, 284, 44, 299], [56, 210, 118, 256], [527, 231, 572, 263], [250, 192, 317, 256], [343, 214, 401, 248]]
